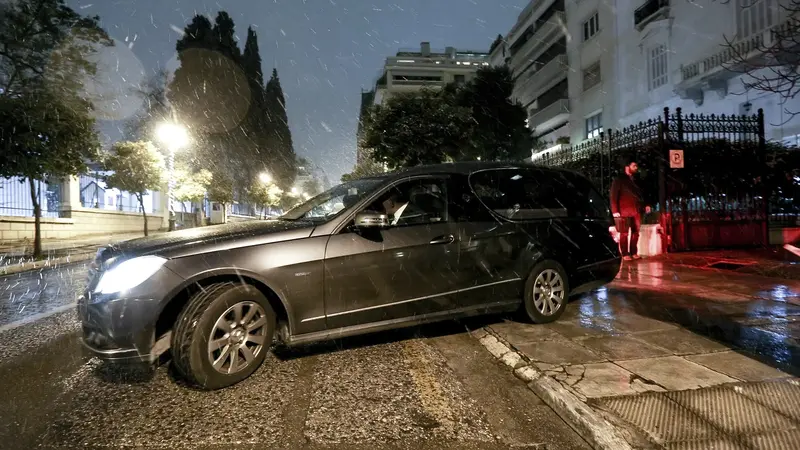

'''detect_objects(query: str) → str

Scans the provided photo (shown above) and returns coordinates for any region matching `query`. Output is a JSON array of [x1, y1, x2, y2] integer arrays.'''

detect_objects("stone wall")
[[0, 208, 163, 241]]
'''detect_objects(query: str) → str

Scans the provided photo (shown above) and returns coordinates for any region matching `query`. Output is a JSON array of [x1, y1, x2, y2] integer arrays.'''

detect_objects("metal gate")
[[536, 107, 770, 252]]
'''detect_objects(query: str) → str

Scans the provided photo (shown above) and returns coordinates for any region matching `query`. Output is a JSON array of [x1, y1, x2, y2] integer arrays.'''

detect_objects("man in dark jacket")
[[610, 159, 650, 260]]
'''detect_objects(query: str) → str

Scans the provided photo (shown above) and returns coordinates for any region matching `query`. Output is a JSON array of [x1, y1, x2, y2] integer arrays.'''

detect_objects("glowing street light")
[[259, 172, 272, 184], [156, 122, 189, 232], [291, 187, 298, 195], [156, 123, 189, 151]]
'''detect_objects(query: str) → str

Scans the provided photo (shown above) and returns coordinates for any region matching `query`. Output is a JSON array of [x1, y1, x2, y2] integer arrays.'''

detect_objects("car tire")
[[171, 282, 276, 390], [522, 260, 570, 324]]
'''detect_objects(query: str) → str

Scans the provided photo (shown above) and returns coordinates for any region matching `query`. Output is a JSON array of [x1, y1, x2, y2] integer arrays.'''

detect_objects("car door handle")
[[430, 234, 455, 245]]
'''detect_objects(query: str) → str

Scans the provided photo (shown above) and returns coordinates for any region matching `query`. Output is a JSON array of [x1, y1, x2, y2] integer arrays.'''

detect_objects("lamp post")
[[156, 122, 189, 231]]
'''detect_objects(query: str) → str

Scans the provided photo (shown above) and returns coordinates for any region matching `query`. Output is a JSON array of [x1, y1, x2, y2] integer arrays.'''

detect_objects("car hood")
[[96, 219, 314, 263]]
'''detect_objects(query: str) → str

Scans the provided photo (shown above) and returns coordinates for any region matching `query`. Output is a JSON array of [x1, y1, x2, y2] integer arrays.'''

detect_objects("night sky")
[[70, 0, 527, 182]]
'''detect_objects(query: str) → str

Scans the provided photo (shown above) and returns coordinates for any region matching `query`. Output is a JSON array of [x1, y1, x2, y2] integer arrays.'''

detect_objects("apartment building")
[[490, 0, 571, 146], [373, 42, 491, 105], [494, 0, 800, 156], [356, 42, 490, 164], [565, 0, 619, 146], [614, 0, 800, 144]]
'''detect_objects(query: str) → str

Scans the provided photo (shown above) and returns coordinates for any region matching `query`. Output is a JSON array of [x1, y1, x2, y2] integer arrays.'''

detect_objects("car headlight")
[[94, 256, 168, 295]]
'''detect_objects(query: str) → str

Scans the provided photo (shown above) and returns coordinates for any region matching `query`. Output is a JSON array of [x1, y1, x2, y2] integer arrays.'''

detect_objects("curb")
[[471, 326, 634, 450], [0, 252, 94, 276]]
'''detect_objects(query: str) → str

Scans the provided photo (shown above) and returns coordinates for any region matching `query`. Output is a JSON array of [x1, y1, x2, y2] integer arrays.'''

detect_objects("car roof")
[[381, 161, 573, 180]]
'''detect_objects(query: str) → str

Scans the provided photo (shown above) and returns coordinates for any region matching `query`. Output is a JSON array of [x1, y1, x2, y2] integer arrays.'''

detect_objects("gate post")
[[658, 110, 668, 253], [758, 108, 769, 246]]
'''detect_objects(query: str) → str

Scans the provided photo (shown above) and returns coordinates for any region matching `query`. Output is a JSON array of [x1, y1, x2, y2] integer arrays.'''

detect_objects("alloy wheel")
[[532, 269, 565, 316], [207, 301, 269, 375]]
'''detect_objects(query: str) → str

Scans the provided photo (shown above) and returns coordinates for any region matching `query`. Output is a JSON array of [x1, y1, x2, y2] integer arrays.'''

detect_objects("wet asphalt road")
[[0, 308, 589, 450], [1, 260, 799, 449]]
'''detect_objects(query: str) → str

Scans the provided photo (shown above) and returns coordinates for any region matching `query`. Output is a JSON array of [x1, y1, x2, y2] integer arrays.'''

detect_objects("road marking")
[[0, 303, 77, 334], [402, 339, 455, 431]]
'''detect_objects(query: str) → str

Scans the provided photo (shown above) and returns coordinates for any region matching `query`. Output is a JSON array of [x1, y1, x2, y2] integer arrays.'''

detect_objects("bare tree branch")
[[718, 2, 800, 126]]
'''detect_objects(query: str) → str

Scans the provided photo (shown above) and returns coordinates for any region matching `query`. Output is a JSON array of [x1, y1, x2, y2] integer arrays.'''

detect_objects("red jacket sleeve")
[[609, 178, 620, 215]]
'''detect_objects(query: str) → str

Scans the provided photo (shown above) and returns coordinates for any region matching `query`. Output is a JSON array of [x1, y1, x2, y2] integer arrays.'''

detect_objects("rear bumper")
[[572, 256, 622, 294]]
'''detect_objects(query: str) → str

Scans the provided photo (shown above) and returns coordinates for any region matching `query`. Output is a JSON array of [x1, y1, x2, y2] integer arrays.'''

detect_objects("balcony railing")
[[386, 56, 490, 68], [529, 98, 570, 132], [514, 54, 569, 106], [634, 0, 669, 31], [390, 79, 443, 86], [510, 11, 566, 74], [679, 18, 795, 86]]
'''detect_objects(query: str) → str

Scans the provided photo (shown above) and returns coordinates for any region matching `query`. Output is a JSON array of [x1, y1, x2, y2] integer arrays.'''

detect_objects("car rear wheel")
[[171, 282, 276, 390], [522, 261, 569, 324]]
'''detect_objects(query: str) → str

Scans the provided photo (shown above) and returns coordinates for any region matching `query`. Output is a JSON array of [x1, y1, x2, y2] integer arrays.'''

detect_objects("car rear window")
[[468, 168, 610, 220]]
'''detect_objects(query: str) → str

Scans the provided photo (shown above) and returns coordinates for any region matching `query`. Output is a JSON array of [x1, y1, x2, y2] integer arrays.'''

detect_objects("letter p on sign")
[[669, 149, 684, 169]]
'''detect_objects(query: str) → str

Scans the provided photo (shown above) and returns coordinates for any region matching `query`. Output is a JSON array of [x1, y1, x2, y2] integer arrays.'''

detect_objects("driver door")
[[323, 176, 460, 329]]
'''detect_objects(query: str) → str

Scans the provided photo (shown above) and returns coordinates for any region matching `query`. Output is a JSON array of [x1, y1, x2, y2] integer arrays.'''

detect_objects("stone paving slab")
[[685, 351, 791, 382], [616, 356, 739, 391], [579, 335, 674, 360], [514, 339, 605, 366], [633, 328, 730, 355]]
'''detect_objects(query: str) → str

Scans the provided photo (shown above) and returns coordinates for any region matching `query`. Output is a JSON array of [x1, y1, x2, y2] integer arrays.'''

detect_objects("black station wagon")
[[79, 162, 621, 389]]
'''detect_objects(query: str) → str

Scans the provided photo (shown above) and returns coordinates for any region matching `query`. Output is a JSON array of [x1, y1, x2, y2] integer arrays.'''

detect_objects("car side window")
[[362, 178, 449, 227], [468, 169, 568, 220], [447, 175, 494, 222]]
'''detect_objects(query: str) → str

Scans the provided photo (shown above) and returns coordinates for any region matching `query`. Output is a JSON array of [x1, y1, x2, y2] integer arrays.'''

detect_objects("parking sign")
[[669, 149, 684, 169]]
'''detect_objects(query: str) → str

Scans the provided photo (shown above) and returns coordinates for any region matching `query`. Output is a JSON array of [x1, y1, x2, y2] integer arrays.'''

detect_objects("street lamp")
[[156, 122, 189, 231], [259, 172, 272, 184]]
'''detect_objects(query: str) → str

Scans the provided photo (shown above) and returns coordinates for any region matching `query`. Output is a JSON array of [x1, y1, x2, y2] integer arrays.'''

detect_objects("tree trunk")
[[28, 178, 43, 258], [137, 193, 148, 237]]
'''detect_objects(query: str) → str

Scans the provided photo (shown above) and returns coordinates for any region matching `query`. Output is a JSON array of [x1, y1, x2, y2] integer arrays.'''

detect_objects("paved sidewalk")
[[0, 232, 154, 276], [651, 246, 800, 281], [475, 260, 800, 449]]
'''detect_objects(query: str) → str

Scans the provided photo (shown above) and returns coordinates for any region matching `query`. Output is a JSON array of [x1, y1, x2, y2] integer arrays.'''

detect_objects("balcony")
[[675, 18, 798, 104], [385, 56, 490, 69], [634, 0, 669, 31], [510, 11, 566, 75], [529, 98, 570, 134], [514, 54, 569, 107]]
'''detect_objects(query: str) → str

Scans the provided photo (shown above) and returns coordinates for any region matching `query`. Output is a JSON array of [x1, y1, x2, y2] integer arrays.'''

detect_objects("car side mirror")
[[353, 210, 389, 228]]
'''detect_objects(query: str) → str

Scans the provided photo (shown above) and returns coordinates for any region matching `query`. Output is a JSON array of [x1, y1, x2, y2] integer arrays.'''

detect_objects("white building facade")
[[494, 0, 800, 153], [614, 0, 800, 144], [490, 1, 571, 147]]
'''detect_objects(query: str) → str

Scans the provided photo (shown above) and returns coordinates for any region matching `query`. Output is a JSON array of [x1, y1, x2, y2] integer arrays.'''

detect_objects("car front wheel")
[[172, 282, 276, 390], [523, 261, 569, 324]]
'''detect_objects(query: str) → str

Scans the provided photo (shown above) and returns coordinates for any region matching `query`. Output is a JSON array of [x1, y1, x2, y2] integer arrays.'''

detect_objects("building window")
[[583, 13, 599, 41], [736, 0, 774, 39], [454, 74, 466, 85], [583, 62, 601, 91], [586, 112, 602, 139], [648, 44, 668, 90]]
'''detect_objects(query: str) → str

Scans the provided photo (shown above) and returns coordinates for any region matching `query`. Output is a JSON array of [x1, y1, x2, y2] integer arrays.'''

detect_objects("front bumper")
[[78, 293, 161, 364]]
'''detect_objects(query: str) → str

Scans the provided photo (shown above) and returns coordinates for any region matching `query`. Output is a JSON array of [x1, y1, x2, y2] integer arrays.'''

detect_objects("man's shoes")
[[632, 255, 642, 260], [623, 256, 633, 261]]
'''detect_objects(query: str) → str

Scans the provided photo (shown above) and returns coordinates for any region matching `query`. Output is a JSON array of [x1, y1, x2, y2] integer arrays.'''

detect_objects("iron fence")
[[0, 177, 61, 218], [535, 107, 800, 250], [78, 173, 158, 214]]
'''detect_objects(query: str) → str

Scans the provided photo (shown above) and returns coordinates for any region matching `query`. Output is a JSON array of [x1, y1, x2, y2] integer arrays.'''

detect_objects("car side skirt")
[[283, 299, 520, 347]]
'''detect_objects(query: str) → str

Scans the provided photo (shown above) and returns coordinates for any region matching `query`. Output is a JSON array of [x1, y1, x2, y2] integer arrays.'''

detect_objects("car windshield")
[[279, 178, 386, 222]]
